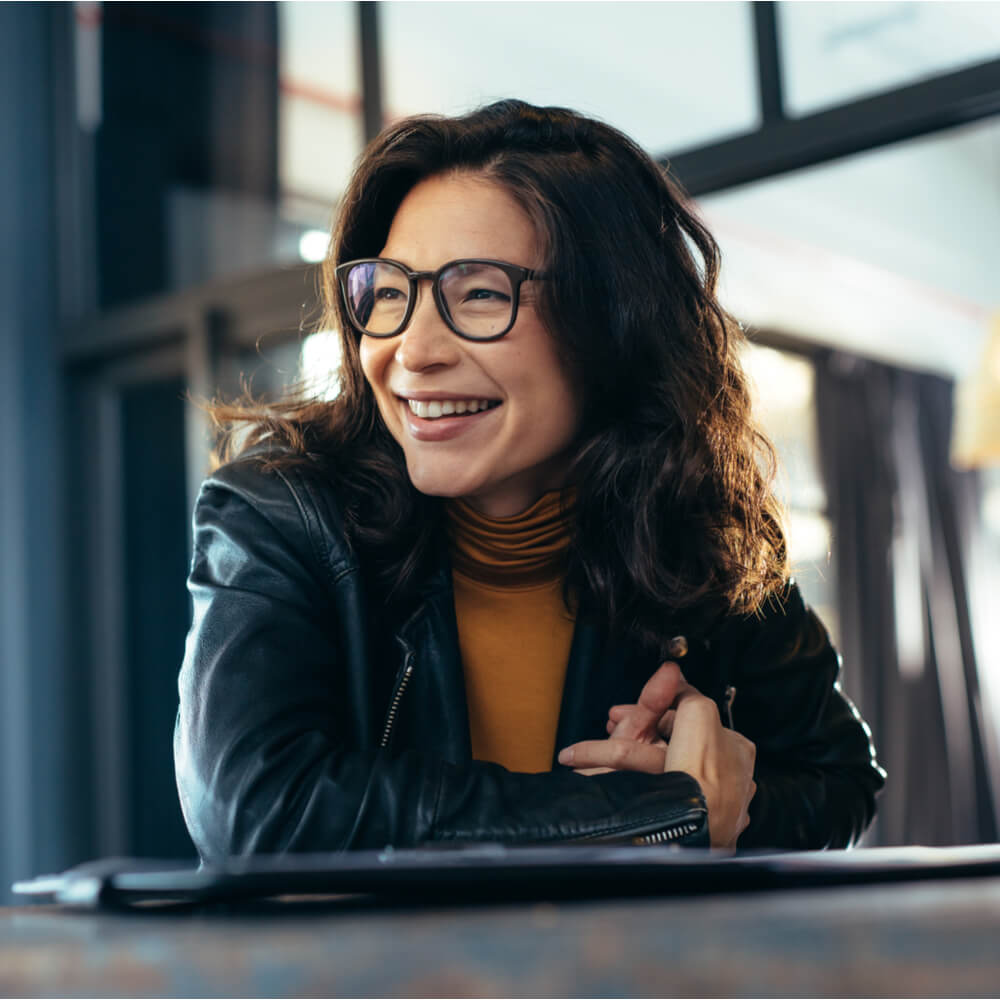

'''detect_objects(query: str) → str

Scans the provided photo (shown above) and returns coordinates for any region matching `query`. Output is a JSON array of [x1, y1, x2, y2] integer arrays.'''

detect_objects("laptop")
[[14, 842, 1000, 910]]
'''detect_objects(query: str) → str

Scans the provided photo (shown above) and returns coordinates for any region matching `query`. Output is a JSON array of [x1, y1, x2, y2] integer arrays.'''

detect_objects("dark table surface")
[[3, 875, 1000, 997]]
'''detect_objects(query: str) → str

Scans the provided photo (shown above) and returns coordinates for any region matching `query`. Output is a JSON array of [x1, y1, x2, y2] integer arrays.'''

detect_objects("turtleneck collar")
[[446, 489, 575, 589]]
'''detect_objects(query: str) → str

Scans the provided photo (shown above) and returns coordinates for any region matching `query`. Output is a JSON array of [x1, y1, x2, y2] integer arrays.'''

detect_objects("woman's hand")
[[557, 662, 757, 848]]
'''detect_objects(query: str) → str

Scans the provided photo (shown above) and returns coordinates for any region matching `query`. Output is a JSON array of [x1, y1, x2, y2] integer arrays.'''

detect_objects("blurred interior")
[[1, 1, 999, 899]]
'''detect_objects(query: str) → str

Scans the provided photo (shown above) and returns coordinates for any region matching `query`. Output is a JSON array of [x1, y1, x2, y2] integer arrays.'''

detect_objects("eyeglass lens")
[[345, 261, 515, 339]]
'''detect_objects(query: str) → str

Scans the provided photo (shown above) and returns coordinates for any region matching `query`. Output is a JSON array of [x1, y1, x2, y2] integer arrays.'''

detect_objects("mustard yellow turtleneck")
[[447, 491, 576, 773]]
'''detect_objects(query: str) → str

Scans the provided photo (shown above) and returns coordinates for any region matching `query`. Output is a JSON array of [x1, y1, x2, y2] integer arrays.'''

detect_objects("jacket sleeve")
[[174, 459, 707, 861], [722, 583, 886, 849]]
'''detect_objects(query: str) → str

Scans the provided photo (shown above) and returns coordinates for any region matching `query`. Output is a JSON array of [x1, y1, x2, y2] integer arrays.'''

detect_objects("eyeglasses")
[[335, 258, 546, 342]]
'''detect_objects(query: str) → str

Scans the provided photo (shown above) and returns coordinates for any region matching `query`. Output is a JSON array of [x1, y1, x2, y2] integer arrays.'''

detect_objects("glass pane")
[[214, 330, 343, 404], [381, 1, 759, 156], [278, 1, 364, 221], [742, 344, 825, 510], [741, 343, 838, 640], [301, 330, 344, 401], [973, 466, 1000, 730], [216, 339, 303, 400], [699, 117, 998, 378], [778, 1, 1000, 116]]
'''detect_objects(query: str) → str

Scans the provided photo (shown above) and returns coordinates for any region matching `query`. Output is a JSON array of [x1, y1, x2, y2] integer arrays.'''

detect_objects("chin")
[[404, 463, 481, 501], [411, 481, 470, 500]]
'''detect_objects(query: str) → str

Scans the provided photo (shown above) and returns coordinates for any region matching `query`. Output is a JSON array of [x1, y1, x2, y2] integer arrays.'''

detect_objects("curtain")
[[815, 352, 999, 845]]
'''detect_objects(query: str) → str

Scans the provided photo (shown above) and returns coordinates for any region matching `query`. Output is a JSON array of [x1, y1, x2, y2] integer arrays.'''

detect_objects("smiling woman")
[[357, 174, 580, 517], [176, 100, 884, 859]]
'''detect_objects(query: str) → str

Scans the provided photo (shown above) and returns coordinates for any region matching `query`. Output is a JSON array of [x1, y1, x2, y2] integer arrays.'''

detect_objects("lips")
[[407, 398, 502, 419], [399, 395, 502, 441]]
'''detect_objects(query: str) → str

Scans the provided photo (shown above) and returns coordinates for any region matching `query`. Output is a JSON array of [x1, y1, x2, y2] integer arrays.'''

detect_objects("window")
[[778, 1, 1000, 116], [278, 1, 364, 225], [741, 343, 838, 641], [380, 1, 760, 156]]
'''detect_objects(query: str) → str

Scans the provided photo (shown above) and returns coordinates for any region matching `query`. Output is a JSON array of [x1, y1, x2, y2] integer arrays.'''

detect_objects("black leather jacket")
[[174, 455, 885, 861]]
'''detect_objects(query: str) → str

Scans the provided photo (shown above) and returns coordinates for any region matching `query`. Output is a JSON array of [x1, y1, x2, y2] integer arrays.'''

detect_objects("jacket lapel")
[[551, 620, 658, 766], [395, 551, 472, 765], [391, 535, 720, 770]]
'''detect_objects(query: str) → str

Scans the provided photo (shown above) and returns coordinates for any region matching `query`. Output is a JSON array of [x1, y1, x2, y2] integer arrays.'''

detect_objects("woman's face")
[[359, 172, 581, 518]]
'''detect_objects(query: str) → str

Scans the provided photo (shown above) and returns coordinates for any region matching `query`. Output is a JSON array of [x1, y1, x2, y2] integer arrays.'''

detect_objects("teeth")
[[407, 399, 497, 419]]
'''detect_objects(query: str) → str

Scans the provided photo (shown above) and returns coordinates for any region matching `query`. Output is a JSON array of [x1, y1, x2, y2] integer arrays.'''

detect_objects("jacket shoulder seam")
[[272, 465, 356, 586]]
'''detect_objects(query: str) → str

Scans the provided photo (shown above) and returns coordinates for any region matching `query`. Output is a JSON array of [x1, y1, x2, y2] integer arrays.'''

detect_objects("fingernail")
[[558, 747, 574, 764]]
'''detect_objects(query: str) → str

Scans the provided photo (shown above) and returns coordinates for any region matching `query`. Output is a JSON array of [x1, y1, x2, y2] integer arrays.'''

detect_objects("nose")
[[393, 284, 461, 372]]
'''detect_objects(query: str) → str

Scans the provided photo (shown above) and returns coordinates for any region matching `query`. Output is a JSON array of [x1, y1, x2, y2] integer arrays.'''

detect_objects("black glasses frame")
[[335, 257, 546, 342]]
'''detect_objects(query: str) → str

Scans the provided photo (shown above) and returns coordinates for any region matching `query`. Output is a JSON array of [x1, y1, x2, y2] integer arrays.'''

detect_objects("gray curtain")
[[815, 351, 999, 845]]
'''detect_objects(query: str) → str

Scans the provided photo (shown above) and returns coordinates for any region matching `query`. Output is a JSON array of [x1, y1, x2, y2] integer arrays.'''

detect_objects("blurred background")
[[1, 1, 999, 900]]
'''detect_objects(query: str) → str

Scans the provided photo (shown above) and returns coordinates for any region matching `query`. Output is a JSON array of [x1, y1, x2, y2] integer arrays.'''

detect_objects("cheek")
[[359, 339, 395, 398], [358, 340, 399, 426], [524, 347, 582, 440], [358, 338, 378, 386]]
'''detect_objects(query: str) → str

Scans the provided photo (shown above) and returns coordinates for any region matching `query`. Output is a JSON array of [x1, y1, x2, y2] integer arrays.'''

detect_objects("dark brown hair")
[[212, 99, 787, 650]]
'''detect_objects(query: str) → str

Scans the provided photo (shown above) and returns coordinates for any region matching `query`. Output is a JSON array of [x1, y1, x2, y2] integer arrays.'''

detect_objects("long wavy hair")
[[211, 99, 788, 651]]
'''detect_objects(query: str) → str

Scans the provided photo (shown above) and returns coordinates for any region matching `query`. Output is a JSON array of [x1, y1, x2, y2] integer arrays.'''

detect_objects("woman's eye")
[[374, 286, 405, 301], [465, 287, 510, 302]]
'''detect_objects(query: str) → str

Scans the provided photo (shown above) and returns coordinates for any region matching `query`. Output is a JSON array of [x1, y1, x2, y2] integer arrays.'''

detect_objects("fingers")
[[667, 686, 726, 758], [635, 661, 683, 720], [558, 738, 668, 775], [605, 662, 683, 742], [657, 709, 677, 740], [567, 664, 759, 848], [607, 710, 675, 739], [662, 689, 758, 848], [568, 665, 694, 780]]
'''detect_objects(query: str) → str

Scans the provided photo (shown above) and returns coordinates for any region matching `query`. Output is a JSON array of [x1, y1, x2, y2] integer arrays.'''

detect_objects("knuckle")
[[692, 697, 720, 725], [619, 720, 643, 741], [679, 691, 720, 723]]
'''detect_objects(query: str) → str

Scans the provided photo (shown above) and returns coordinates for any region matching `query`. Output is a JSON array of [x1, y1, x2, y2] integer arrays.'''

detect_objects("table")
[[3, 876, 1000, 996]]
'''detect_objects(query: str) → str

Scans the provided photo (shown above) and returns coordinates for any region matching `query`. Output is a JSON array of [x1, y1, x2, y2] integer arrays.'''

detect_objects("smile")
[[406, 398, 502, 420]]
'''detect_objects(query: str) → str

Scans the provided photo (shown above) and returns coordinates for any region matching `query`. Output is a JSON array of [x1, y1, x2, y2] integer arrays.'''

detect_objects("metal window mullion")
[[89, 381, 129, 857], [665, 58, 1000, 196], [358, 2, 384, 144], [753, 2, 785, 126]]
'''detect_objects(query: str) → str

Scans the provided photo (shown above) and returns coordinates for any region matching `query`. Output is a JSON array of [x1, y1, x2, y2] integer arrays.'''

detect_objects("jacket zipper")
[[566, 805, 706, 846], [632, 821, 702, 845], [379, 650, 414, 749]]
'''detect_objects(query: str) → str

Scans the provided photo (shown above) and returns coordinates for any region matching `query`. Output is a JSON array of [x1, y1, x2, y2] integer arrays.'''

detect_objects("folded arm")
[[174, 461, 708, 861], [557, 585, 885, 850]]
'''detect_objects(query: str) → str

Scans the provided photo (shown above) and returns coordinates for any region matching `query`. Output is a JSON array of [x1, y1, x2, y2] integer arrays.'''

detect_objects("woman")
[[175, 100, 884, 859]]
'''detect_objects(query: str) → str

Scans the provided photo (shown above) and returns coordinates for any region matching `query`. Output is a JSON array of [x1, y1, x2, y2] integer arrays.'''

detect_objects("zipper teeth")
[[566, 810, 703, 846], [379, 660, 414, 748], [633, 822, 701, 846]]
